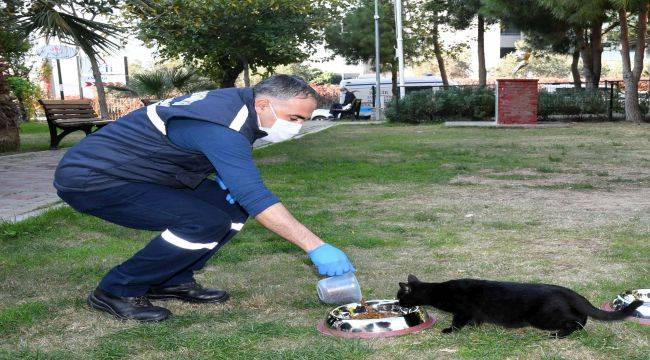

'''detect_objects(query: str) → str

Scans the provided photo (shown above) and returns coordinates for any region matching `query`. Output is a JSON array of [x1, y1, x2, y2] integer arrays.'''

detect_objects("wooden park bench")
[[39, 99, 113, 149]]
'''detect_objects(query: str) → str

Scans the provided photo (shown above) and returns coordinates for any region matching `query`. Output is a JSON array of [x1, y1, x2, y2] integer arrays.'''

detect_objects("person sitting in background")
[[329, 85, 356, 118]]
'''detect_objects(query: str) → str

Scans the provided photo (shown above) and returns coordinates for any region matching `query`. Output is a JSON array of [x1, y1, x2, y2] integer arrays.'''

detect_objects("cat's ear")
[[399, 282, 411, 294], [407, 274, 420, 283]]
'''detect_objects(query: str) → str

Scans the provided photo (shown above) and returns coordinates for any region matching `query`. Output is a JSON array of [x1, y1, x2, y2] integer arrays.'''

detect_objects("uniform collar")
[[242, 87, 268, 139]]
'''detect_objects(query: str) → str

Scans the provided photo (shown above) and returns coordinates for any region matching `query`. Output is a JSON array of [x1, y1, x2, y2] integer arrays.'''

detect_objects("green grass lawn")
[[1, 123, 649, 359], [2, 122, 85, 154]]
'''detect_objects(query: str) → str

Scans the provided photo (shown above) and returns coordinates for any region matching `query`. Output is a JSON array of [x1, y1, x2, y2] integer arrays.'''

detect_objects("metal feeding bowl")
[[601, 288, 650, 325], [317, 299, 436, 338]]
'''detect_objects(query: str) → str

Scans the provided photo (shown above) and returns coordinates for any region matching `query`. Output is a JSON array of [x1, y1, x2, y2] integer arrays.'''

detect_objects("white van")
[[341, 74, 447, 106]]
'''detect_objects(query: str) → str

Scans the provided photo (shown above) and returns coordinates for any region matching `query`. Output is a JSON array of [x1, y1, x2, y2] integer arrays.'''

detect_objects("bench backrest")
[[141, 98, 162, 106], [38, 99, 98, 123]]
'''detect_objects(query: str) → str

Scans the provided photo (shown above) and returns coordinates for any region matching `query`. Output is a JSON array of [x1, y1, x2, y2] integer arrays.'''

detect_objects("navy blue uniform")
[[55, 87, 279, 297]]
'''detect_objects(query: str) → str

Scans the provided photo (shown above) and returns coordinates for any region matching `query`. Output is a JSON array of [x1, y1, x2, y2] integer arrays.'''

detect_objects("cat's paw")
[[441, 327, 454, 334]]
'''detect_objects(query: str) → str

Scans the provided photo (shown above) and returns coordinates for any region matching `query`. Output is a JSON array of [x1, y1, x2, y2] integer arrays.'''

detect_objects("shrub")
[[537, 89, 609, 120], [7, 76, 41, 122], [386, 86, 495, 123], [312, 72, 342, 85]]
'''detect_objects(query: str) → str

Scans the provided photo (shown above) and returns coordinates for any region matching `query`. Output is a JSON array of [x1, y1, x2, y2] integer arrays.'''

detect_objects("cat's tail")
[[568, 293, 643, 321]]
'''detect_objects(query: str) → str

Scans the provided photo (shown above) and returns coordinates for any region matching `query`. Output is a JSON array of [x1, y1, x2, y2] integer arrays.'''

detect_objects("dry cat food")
[[348, 300, 402, 319]]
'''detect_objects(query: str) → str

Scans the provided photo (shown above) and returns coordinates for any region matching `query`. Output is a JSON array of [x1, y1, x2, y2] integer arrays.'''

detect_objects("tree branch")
[[602, 21, 620, 35]]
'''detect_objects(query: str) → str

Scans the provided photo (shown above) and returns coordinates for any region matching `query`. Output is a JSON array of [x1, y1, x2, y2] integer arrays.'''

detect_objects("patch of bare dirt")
[[334, 176, 649, 287]]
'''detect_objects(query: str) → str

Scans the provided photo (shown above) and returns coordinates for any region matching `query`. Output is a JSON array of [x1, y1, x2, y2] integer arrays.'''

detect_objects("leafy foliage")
[[325, 0, 447, 82], [0, 0, 32, 76], [386, 87, 495, 123], [21, 0, 122, 56], [125, 0, 329, 87], [6, 76, 41, 122], [312, 72, 342, 85], [107, 67, 217, 99]]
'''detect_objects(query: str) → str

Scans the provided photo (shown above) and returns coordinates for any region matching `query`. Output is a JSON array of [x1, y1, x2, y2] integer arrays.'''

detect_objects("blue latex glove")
[[308, 243, 355, 276], [216, 176, 236, 204]]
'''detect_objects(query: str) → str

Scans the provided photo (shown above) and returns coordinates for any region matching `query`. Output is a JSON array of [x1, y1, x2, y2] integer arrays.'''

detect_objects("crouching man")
[[54, 75, 355, 321]]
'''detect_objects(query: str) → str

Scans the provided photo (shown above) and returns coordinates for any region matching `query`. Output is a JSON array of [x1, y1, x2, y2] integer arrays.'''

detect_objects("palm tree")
[[1, 0, 120, 151], [0, 62, 21, 152], [1, 0, 25, 151], [107, 67, 218, 99], [22, 0, 122, 119]]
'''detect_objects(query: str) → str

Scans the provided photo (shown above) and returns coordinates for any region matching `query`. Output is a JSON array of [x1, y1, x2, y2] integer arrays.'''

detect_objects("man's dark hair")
[[253, 74, 318, 101]]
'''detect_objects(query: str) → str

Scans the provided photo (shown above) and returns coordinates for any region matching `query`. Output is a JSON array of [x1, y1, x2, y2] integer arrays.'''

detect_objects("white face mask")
[[258, 103, 302, 143]]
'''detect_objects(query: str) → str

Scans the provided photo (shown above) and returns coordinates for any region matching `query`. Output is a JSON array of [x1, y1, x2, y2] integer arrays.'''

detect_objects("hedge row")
[[385, 87, 647, 123], [385, 87, 494, 124]]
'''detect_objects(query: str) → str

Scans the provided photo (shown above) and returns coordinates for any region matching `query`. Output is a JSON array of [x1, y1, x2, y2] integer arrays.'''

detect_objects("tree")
[[445, 0, 497, 86], [1, 0, 31, 77], [484, 0, 615, 90], [107, 67, 217, 99], [125, 0, 328, 88], [538, 0, 616, 90], [325, 0, 398, 95], [614, 0, 649, 123], [22, 0, 123, 119], [0, 63, 20, 152], [0, 0, 28, 151], [483, 0, 579, 87], [424, 0, 451, 88], [325, 0, 441, 96]]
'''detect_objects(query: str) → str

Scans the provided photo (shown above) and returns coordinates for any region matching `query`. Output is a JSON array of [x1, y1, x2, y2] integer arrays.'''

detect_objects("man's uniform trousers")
[[58, 179, 248, 297]]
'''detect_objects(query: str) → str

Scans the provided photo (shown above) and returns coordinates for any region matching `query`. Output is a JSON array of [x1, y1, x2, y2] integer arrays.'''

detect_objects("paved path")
[[0, 120, 336, 222]]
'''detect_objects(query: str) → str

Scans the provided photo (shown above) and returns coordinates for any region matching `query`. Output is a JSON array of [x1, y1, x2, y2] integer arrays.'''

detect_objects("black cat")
[[397, 275, 643, 338]]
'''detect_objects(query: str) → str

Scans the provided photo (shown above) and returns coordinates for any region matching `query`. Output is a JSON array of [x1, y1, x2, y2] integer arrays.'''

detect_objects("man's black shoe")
[[146, 282, 229, 303], [87, 287, 171, 322]]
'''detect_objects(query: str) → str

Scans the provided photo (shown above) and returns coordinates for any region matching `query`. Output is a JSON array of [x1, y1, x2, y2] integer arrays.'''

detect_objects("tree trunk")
[[86, 51, 109, 119], [0, 64, 21, 152], [219, 62, 244, 88], [571, 49, 582, 89], [432, 23, 449, 89], [242, 58, 250, 87], [619, 4, 648, 123], [477, 15, 486, 87], [391, 62, 398, 98], [579, 21, 604, 91]]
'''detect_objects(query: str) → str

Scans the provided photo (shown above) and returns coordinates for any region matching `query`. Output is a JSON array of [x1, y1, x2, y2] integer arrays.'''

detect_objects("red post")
[[495, 79, 538, 125]]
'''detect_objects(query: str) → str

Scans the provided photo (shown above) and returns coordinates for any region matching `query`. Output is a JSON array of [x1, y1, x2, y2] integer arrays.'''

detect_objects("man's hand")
[[308, 243, 355, 276]]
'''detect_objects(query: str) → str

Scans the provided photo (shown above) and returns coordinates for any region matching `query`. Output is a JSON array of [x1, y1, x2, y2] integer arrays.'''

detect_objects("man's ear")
[[399, 282, 411, 294], [407, 274, 420, 283], [254, 98, 270, 112]]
